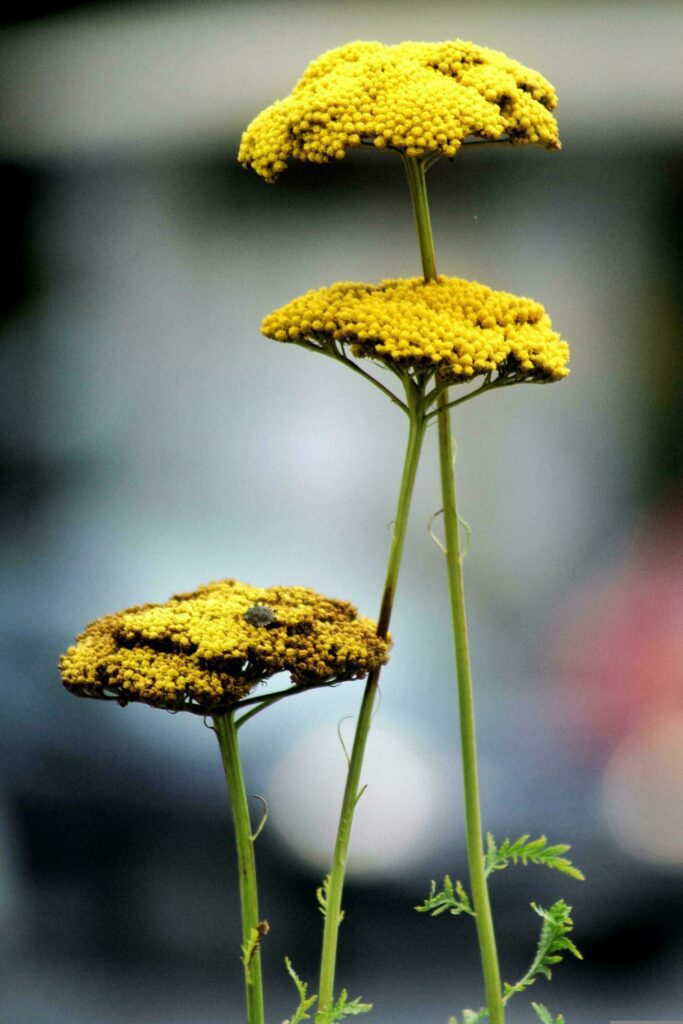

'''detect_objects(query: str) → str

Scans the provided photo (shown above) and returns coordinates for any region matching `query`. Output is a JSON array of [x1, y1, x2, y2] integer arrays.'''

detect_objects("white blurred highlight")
[[602, 712, 683, 867], [267, 723, 441, 877]]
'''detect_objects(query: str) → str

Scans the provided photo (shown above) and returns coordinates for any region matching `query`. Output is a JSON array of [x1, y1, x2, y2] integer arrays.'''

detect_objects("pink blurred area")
[[550, 488, 683, 748]]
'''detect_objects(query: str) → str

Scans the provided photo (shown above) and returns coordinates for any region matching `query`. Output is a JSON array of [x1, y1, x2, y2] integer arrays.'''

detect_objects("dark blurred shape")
[[0, 164, 35, 321], [0, 1, 140, 27]]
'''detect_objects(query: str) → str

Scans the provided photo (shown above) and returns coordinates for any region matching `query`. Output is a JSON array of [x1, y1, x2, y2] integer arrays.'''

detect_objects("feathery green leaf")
[[416, 875, 475, 917], [317, 874, 345, 926], [503, 899, 582, 1003], [484, 834, 584, 881], [461, 1009, 487, 1023], [532, 1002, 565, 1024], [282, 958, 317, 1024], [316, 988, 372, 1022]]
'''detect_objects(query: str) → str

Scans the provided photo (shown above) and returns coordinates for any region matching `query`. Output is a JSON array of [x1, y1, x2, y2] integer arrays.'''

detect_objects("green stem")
[[317, 390, 427, 1015], [402, 154, 438, 280], [403, 155, 505, 1024], [214, 711, 265, 1024], [437, 394, 504, 1024]]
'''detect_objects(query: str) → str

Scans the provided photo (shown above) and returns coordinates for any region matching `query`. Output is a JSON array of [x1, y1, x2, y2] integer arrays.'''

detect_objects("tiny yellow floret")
[[59, 580, 389, 712], [262, 276, 569, 383], [239, 40, 559, 181]]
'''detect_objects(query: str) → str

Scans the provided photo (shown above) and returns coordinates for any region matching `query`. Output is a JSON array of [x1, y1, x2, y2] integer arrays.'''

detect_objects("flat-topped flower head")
[[262, 276, 569, 384], [60, 579, 389, 712], [239, 40, 559, 181]]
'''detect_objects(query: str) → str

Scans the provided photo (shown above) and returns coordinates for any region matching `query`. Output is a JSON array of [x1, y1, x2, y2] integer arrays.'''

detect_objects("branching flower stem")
[[317, 376, 428, 1015], [213, 710, 265, 1024], [403, 153, 505, 1024]]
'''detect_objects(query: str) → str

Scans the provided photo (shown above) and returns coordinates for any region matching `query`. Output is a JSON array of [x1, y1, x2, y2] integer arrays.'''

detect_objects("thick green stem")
[[403, 155, 505, 1024], [403, 155, 438, 280], [317, 396, 427, 1015], [437, 395, 504, 1024], [214, 711, 265, 1024]]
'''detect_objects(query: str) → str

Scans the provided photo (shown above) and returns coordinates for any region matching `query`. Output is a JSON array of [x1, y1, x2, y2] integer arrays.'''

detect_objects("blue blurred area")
[[1, 3, 682, 1022]]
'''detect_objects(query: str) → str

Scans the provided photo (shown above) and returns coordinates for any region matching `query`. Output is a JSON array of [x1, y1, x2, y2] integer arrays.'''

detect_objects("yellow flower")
[[262, 276, 569, 383], [239, 40, 559, 181], [60, 580, 389, 712]]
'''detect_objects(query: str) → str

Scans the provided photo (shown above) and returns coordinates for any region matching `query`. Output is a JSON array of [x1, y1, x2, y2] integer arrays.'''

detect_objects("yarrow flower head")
[[239, 39, 559, 181], [59, 579, 389, 712], [262, 276, 569, 384]]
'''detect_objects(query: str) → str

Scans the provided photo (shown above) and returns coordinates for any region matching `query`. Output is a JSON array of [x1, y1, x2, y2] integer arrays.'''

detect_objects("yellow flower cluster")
[[262, 276, 569, 382], [239, 40, 559, 181], [60, 580, 389, 712]]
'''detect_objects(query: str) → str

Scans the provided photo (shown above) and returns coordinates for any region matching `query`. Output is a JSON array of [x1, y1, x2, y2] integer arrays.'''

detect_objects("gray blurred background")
[[1, 2, 682, 1022]]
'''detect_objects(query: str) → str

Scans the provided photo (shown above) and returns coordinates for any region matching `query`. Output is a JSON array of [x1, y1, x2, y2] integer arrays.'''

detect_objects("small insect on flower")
[[244, 604, 278, 628]]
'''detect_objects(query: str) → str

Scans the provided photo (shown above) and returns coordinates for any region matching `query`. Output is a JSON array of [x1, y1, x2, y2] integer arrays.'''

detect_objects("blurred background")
[[1, 2, 682, 1021]]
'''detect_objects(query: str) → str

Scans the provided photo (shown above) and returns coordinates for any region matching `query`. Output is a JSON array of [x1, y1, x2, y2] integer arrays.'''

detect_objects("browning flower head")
[[239, 40, 559, 181], [60, 580, 389, 712], [262, 276, 569, 384]]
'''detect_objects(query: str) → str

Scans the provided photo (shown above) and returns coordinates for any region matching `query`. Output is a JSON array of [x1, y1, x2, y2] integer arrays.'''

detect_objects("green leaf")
[[445, 1007, 487, 1024], [461, 1009, 487, 1023], [282, 958, 318, 1024], [532, 1002, 565, 1024], [317, 875, 345, 926], [241, 925, 263, 973], [484, 834, 584, 881], [416, 875, 475, 917], [503, 900, 582, 1005], [531, 1004, 554, 1024], [316, 988, 372, 1022]]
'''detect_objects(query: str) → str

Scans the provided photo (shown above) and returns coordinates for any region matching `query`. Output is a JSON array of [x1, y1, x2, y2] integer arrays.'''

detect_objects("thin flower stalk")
[[403, 153, 505, 1024], [318, 379, 428, 1015], [214, 710, 266, 1024]]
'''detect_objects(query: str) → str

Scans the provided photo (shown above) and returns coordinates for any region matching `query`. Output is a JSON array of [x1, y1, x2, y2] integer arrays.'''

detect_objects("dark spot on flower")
[[286, 621, 314, 637], [244, 604, 278, 628]]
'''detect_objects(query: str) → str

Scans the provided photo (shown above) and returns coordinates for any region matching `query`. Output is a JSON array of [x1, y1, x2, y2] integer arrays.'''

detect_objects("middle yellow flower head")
[[263, 276, 569, 383], [239, 39, 560, 181]]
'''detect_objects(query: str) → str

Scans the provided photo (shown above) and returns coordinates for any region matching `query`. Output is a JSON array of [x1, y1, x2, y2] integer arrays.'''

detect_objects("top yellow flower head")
[[59, 579, 389, 713], [239, 39, 560, 181]]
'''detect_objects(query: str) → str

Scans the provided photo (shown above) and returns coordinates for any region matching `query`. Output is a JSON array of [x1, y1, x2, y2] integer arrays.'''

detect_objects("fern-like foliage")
[[316, 990, 373, 1022], [447, 1009, 488, 1024], [421, 840, 582, 1023], [484, 834, 584, 882], [416, 875, 475, 917], [531, 1002, 565, 1024], [503, 900, 582, 1002], [281, 958, 371, 1024], [444, 897, 579, 1023], [282, 958, 317, 1024], [317, 874, 345, 927]]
